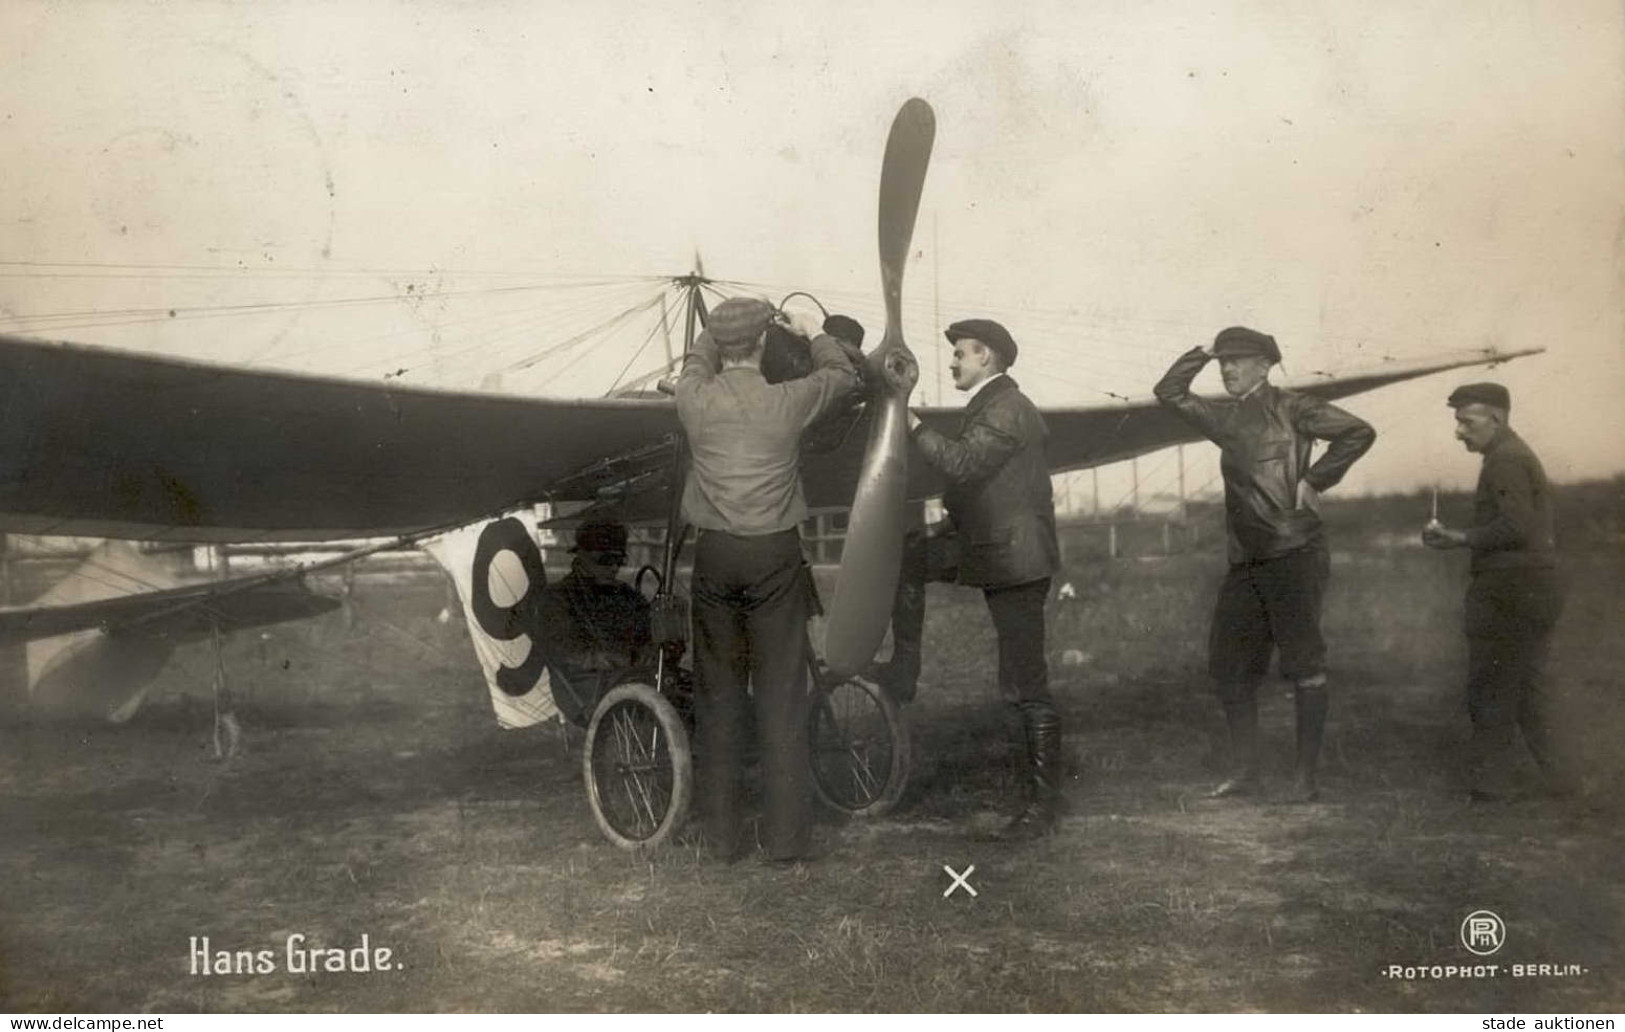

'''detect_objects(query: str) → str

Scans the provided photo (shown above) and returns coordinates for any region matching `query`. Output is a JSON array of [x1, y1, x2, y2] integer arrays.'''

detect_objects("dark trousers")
[[984, 578, 1054, 705], [893, 528, 1052, 704], [1464, 567, 1566, 794], [691, 528, 811, 860], [1208, 546, 1329, 696], [886, 526, 959, 671]]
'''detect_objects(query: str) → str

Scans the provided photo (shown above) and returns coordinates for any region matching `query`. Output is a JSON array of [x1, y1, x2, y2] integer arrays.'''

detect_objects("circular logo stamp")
[[1460, 910, 1507, 956]]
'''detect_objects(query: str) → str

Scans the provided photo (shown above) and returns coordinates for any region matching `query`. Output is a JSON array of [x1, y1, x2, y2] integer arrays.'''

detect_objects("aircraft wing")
[[0, 334, 681, 542], [798, 348, 1543, 508], [0, 569, 341, 645], [0, 334, 1537, 541]]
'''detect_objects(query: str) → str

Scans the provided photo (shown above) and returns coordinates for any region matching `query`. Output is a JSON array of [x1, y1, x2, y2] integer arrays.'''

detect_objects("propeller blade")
[[824, 98, 935, 678]]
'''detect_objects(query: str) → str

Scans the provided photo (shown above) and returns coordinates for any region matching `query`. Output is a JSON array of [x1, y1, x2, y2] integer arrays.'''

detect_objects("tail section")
[[26, 541, 185, 719]]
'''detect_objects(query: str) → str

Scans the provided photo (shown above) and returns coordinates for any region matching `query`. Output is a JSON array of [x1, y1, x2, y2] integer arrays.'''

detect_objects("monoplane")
[[0, 99, 1538, 847]]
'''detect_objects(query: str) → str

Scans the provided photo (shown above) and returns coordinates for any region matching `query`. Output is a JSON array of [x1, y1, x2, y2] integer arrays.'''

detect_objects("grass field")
[[1, 546, 1621, 1013]]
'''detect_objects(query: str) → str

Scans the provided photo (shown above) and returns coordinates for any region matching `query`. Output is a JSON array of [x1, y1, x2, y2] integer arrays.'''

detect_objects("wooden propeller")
[[823, 98, 935, 678]]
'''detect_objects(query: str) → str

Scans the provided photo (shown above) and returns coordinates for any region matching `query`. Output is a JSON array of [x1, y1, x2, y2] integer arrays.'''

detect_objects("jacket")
[[1154, 347, 1376, 564], [1465, 427, 1556, 574], [533, 568, 651, 726], [911, 375, 1060, 588], [676, 329, 860, 535]]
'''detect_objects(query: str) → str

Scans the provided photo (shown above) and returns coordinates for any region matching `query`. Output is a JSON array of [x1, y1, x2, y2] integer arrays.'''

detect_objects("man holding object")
[[904, 318, 1063, 839], [1423, 382, 1571, 801], [676, 296, 862, 862]]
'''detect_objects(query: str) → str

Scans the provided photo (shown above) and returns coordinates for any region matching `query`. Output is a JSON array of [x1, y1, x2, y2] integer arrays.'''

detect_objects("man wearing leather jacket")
[[903, 318, 1064, 839], [1155, 327, 1375, 802]]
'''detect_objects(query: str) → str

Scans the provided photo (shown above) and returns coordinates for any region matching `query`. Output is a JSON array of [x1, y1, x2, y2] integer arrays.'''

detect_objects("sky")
[[2, 0, 1621, 510]]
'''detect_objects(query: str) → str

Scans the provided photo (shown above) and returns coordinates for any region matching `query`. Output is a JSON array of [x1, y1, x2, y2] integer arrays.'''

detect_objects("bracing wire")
[[329, 280, 664, 382], [494, 289, 667, 377], [541, 292, 671, 388], [0, 277, 661, 337], [604, 304, 674, 396], [0, 258, 672, 282]]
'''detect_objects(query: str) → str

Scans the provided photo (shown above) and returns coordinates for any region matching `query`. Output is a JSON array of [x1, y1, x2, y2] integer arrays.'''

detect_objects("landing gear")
[[581, 668, 912, 850], [574, 430, 910, 849], [582, 682, 692, 851], [808, 671, 909, 817]]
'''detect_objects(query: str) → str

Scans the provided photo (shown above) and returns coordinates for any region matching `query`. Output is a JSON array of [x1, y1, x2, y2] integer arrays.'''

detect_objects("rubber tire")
[[583, 682, 693, 850], [808, 674, 910, 817]]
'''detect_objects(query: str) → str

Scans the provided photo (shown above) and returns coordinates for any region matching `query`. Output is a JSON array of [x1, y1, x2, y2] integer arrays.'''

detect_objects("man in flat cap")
[[533, 517, 653, 726], [1423, 383, 1572, 800], [676, 296, 863, 862], [1155, 327, 1376, 802], [894, 317, 1064, 839]]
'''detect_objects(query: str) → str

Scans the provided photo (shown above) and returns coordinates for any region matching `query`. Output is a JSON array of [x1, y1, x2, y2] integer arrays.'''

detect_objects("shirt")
[[962, 371, 1007, 404], [1465, 427, 1556, 572], [676, 329, 861, 535]]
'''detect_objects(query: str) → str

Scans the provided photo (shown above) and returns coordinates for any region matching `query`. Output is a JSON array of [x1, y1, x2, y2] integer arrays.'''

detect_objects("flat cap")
[[1212, 326, 1281, 364], [945, 318, 1018, 368], [572, 517, 628, 554], [1447, 382, 1511, 411], [823, 314, 865, 347], [708, 297, 774, 347]]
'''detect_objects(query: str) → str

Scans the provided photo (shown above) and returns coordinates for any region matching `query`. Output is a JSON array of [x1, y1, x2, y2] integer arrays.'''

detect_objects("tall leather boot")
[[1209, 692, 1260, 798], [997, 701, 1062, 840], [1292, 681, 1328, 803]]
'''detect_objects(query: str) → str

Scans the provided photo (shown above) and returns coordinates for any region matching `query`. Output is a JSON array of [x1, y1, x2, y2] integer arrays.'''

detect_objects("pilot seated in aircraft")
[[533, 517, 654, 726]]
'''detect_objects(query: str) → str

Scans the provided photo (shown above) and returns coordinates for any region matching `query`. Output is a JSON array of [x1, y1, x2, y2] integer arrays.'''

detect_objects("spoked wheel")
[[583, 682, 692, 850], [808, 673, 910, 817]]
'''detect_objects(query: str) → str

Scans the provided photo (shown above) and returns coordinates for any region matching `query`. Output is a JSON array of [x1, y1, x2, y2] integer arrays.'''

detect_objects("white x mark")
[[942, 864, 977, 898]]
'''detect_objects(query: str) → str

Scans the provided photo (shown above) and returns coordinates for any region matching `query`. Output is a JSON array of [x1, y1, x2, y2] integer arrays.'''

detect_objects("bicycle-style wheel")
[[808, 673, 909, 817], [583, 682, 693, 850]]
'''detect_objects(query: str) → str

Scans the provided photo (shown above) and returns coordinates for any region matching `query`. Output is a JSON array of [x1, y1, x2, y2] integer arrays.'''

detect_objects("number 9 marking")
[[469, 517, 550, 697]]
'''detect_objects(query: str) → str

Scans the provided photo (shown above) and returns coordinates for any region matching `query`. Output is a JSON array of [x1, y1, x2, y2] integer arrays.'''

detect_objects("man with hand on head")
[[1155, 327, 1375, 803], [675, 296, 862, 862], [1423, 382, 1571, 801], [901, 318, 1064, 840], [761, 313, 866, 386]]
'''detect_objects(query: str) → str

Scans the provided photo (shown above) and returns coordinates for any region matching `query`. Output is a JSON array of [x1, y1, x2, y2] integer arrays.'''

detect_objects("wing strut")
[[210, 621, 241, 761], [658, 266, 708, 590]]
